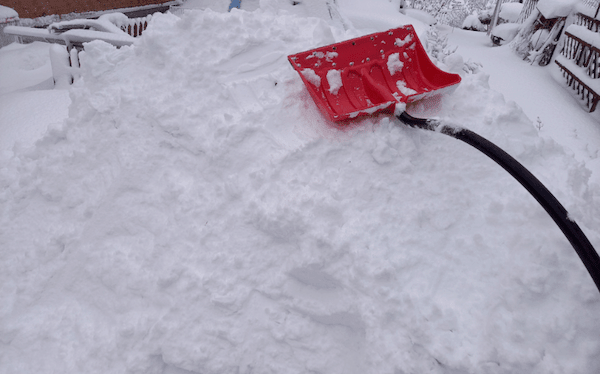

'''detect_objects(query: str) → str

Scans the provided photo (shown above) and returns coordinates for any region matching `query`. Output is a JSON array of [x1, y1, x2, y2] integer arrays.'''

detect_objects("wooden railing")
[[555, 26, 600, 112], [575, 12, 600, 32], [120, 15, 152, 37], [561, 30, 600, 78], [555, 60, 600, 112]]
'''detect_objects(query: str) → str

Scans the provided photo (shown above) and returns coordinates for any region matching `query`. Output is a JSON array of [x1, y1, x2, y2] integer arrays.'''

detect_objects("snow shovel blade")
[[288, 25, 461, 122]]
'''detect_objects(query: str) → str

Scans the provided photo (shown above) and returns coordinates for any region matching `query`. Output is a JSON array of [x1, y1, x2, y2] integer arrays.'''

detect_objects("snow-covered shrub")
[[404, 8, 437, 25], [426, 26, 482, 74], [408, 0, 494, 26], [462, 13, 486, 31]]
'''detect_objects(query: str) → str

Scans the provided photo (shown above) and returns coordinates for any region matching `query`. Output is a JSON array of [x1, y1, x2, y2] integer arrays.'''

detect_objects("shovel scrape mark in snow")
[[288, 267, 340, 289]]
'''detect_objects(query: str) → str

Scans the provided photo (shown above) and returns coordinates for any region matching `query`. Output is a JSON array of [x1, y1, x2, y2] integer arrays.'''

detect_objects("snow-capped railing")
[[113, 14, 152, 37], [560, 27, 600, 77], [48, 12, 152, 39], [575, 12, 600, 32], [555, 25, 600, 112]]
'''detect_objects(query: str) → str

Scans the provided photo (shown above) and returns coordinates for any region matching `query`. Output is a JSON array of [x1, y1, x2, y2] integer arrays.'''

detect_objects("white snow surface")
[[301, 68, 321, 87], [0, 42, 54, 95], [499, 2, 523, 22], [403, 9, 436, 26], [0, 5, 18, 22], [537, 0, 579, 19], [396, 80, 417, 96], [0, 5, 599, 374]]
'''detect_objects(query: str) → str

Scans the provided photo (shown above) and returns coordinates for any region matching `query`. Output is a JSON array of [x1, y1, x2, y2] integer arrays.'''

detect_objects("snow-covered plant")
[[536, 117, 544, 131], [408, 0, 494, 27], [425, 26, 453, 62]]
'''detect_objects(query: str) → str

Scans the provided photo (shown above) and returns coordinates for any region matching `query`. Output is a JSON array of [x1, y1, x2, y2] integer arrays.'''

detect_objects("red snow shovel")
[[288, 25, 600, 293], [287, 25, 460, 121]]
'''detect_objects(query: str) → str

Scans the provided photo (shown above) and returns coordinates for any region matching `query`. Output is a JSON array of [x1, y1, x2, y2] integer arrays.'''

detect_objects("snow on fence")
[[118, 14, 152, 37], [555, 24, 600, 112], [575, 12, 600, 32]]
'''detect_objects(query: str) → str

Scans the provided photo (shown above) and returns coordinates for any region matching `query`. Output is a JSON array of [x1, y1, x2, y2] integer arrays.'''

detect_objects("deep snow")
[[0, 1, 599, 374]]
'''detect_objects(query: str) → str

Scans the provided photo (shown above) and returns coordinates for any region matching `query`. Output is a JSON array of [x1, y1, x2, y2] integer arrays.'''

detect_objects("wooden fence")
[[555, 23, 600, 112]]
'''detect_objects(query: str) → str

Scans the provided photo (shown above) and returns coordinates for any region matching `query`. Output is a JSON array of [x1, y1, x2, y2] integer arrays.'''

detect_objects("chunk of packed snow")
[[301, 68, 321, 87], [48, 13, 131, 36], [387, 52, 404, 75], [0, 41, 53, 95], [348, 101, 393, 117], [396, 80, 417, 96], [326, 69, 342, 95], [306, 51, 325, 59], [394, 34, 413, 47]]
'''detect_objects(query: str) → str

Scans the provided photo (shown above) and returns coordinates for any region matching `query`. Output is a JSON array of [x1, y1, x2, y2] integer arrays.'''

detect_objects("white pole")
[[488, 0, 503, 36]]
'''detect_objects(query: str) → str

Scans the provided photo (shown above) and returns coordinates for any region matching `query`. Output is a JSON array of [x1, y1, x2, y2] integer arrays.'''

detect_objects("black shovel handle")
[[398, 112, 600, 293]]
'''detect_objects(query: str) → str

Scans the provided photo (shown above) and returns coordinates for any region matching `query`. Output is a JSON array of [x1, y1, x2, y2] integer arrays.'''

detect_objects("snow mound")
[[500, 2, 523, 22], [538, 0, 579, 19], [0, 5, 18, 23], [0, 6, 599, 374]]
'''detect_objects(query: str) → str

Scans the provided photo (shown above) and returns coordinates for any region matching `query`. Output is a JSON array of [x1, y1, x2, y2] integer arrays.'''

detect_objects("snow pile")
[[301, 68, 321, 87], [0, 90, 70, 156], [0, 5, 599, 374], [387, 52, 404, 75], [0, 5, 18, 23], [396, 80, 417, 96], [0, 42, 54, 95]]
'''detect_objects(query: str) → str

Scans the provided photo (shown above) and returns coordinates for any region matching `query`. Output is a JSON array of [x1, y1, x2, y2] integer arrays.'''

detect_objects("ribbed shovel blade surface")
[[288, 25, 461, 121]]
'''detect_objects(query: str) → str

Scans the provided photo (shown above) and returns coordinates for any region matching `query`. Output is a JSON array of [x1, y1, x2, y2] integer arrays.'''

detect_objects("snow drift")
[[0, 6, 599, 374]]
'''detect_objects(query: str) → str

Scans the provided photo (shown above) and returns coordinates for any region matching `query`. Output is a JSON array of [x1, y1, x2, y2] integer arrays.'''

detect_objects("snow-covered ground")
[[1, 1, 599, 373]]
